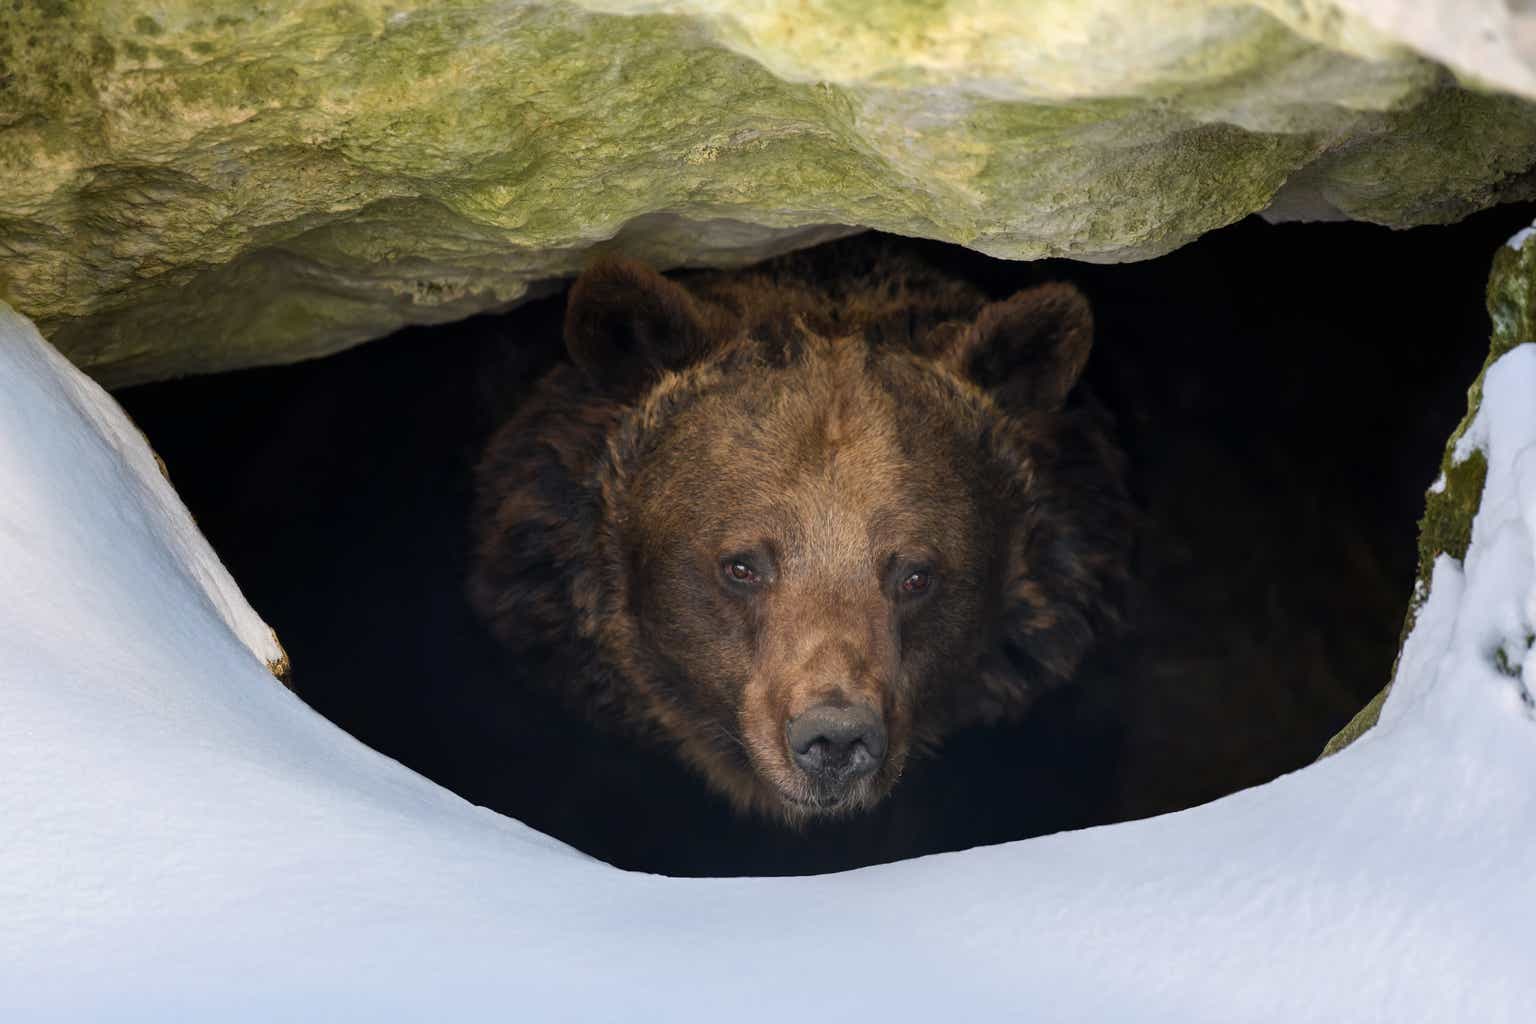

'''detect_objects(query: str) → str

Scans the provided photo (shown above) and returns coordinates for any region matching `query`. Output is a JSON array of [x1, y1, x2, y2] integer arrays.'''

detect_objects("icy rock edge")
[[0, 302, 285, 680], [1322, 224, 1536, 754]]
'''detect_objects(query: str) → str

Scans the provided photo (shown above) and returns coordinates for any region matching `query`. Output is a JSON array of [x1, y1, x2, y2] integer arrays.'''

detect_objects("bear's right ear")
[[563, 257, 716, 394]]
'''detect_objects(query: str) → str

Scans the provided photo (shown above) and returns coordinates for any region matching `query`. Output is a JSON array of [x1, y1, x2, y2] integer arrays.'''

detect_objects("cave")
[[11, 1, 1536, 1012], [112, 206, 1527, 877]]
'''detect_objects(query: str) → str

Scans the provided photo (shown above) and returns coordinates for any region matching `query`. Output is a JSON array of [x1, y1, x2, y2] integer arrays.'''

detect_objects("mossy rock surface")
[[4, 1, 1536, 384], [1322, 224, 1536, 756]]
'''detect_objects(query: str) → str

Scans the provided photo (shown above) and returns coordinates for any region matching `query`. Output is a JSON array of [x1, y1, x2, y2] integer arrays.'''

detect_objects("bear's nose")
[[786, 704, 886, 782]]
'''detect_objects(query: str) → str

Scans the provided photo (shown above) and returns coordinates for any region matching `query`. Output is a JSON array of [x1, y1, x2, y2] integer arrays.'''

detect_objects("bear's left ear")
[[564, 256, 718, 394], [950, 283, 1094, 411]]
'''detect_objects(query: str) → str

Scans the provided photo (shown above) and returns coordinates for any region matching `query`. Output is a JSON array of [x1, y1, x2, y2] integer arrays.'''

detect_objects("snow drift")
[[2, 273, 1534, 1019]]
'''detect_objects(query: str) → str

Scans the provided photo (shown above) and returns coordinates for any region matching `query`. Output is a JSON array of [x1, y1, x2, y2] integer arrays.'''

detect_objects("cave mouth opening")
[[119, 207, 1528, 877]]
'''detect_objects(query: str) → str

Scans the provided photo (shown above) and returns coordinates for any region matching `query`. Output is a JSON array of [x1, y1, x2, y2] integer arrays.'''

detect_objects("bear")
[[467, 245, 1134, 822]]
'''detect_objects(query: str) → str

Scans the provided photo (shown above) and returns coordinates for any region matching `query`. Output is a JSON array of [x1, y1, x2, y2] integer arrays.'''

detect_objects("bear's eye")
[[900, 569, 932, 595], [724, 560, 762, 586]]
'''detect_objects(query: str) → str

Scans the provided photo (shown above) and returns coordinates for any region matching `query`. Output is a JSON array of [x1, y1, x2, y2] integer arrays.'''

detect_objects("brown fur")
[[468, 247, 1133, 822]]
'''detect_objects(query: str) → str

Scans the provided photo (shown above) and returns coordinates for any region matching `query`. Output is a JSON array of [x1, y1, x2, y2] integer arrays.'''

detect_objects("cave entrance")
[[118, 208, 1529, 877]]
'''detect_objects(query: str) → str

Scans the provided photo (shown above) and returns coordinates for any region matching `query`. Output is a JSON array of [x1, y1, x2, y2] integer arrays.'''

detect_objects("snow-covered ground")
[[2, 287, 1533, 1021]]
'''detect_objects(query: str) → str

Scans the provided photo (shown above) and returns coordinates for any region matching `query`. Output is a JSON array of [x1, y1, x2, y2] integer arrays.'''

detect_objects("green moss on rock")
[[1418, 451, 1489, 585], [4, 1, 1536, 383]]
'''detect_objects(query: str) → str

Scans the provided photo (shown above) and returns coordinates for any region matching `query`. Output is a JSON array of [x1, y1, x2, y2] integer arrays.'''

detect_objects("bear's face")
[[619, 342, 997, 815], [471, 256, 1131, 822]]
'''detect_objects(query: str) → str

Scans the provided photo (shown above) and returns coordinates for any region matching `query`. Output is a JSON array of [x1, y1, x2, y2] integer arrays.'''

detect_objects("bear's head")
[[470, 255, 1131, 821]]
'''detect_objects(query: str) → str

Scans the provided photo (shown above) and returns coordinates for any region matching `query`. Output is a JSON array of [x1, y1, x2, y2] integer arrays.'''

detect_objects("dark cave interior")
[[119, 205, 1531, 876]]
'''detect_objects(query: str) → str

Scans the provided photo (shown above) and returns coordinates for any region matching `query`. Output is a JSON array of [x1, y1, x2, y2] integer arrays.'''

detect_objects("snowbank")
[[2, 297, 1533, 1022]]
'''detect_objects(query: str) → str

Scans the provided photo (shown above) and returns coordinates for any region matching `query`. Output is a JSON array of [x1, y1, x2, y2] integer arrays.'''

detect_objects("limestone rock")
[[3, 1, 1536, 384], [1330, 0, 1536, 97]]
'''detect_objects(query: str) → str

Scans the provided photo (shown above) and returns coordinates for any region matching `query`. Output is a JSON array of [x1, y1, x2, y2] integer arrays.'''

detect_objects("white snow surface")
[[3, 302, 1535, 1022]]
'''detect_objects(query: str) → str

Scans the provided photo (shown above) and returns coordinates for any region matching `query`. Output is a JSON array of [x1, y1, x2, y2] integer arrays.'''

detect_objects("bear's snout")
[[785, 703, 887, 787]]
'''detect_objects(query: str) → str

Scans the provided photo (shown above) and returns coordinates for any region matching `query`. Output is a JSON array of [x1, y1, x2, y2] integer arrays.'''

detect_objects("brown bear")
[[468, 247, 1133, 821]]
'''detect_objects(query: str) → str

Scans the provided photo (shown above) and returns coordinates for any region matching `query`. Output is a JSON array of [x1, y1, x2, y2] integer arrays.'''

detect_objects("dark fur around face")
[[468, 247, 1133, 822]]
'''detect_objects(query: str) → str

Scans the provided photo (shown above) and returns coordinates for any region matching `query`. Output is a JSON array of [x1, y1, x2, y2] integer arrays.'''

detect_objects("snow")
[[1507, 225, 1536, 251], [3, 300, 1535, 1022]]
